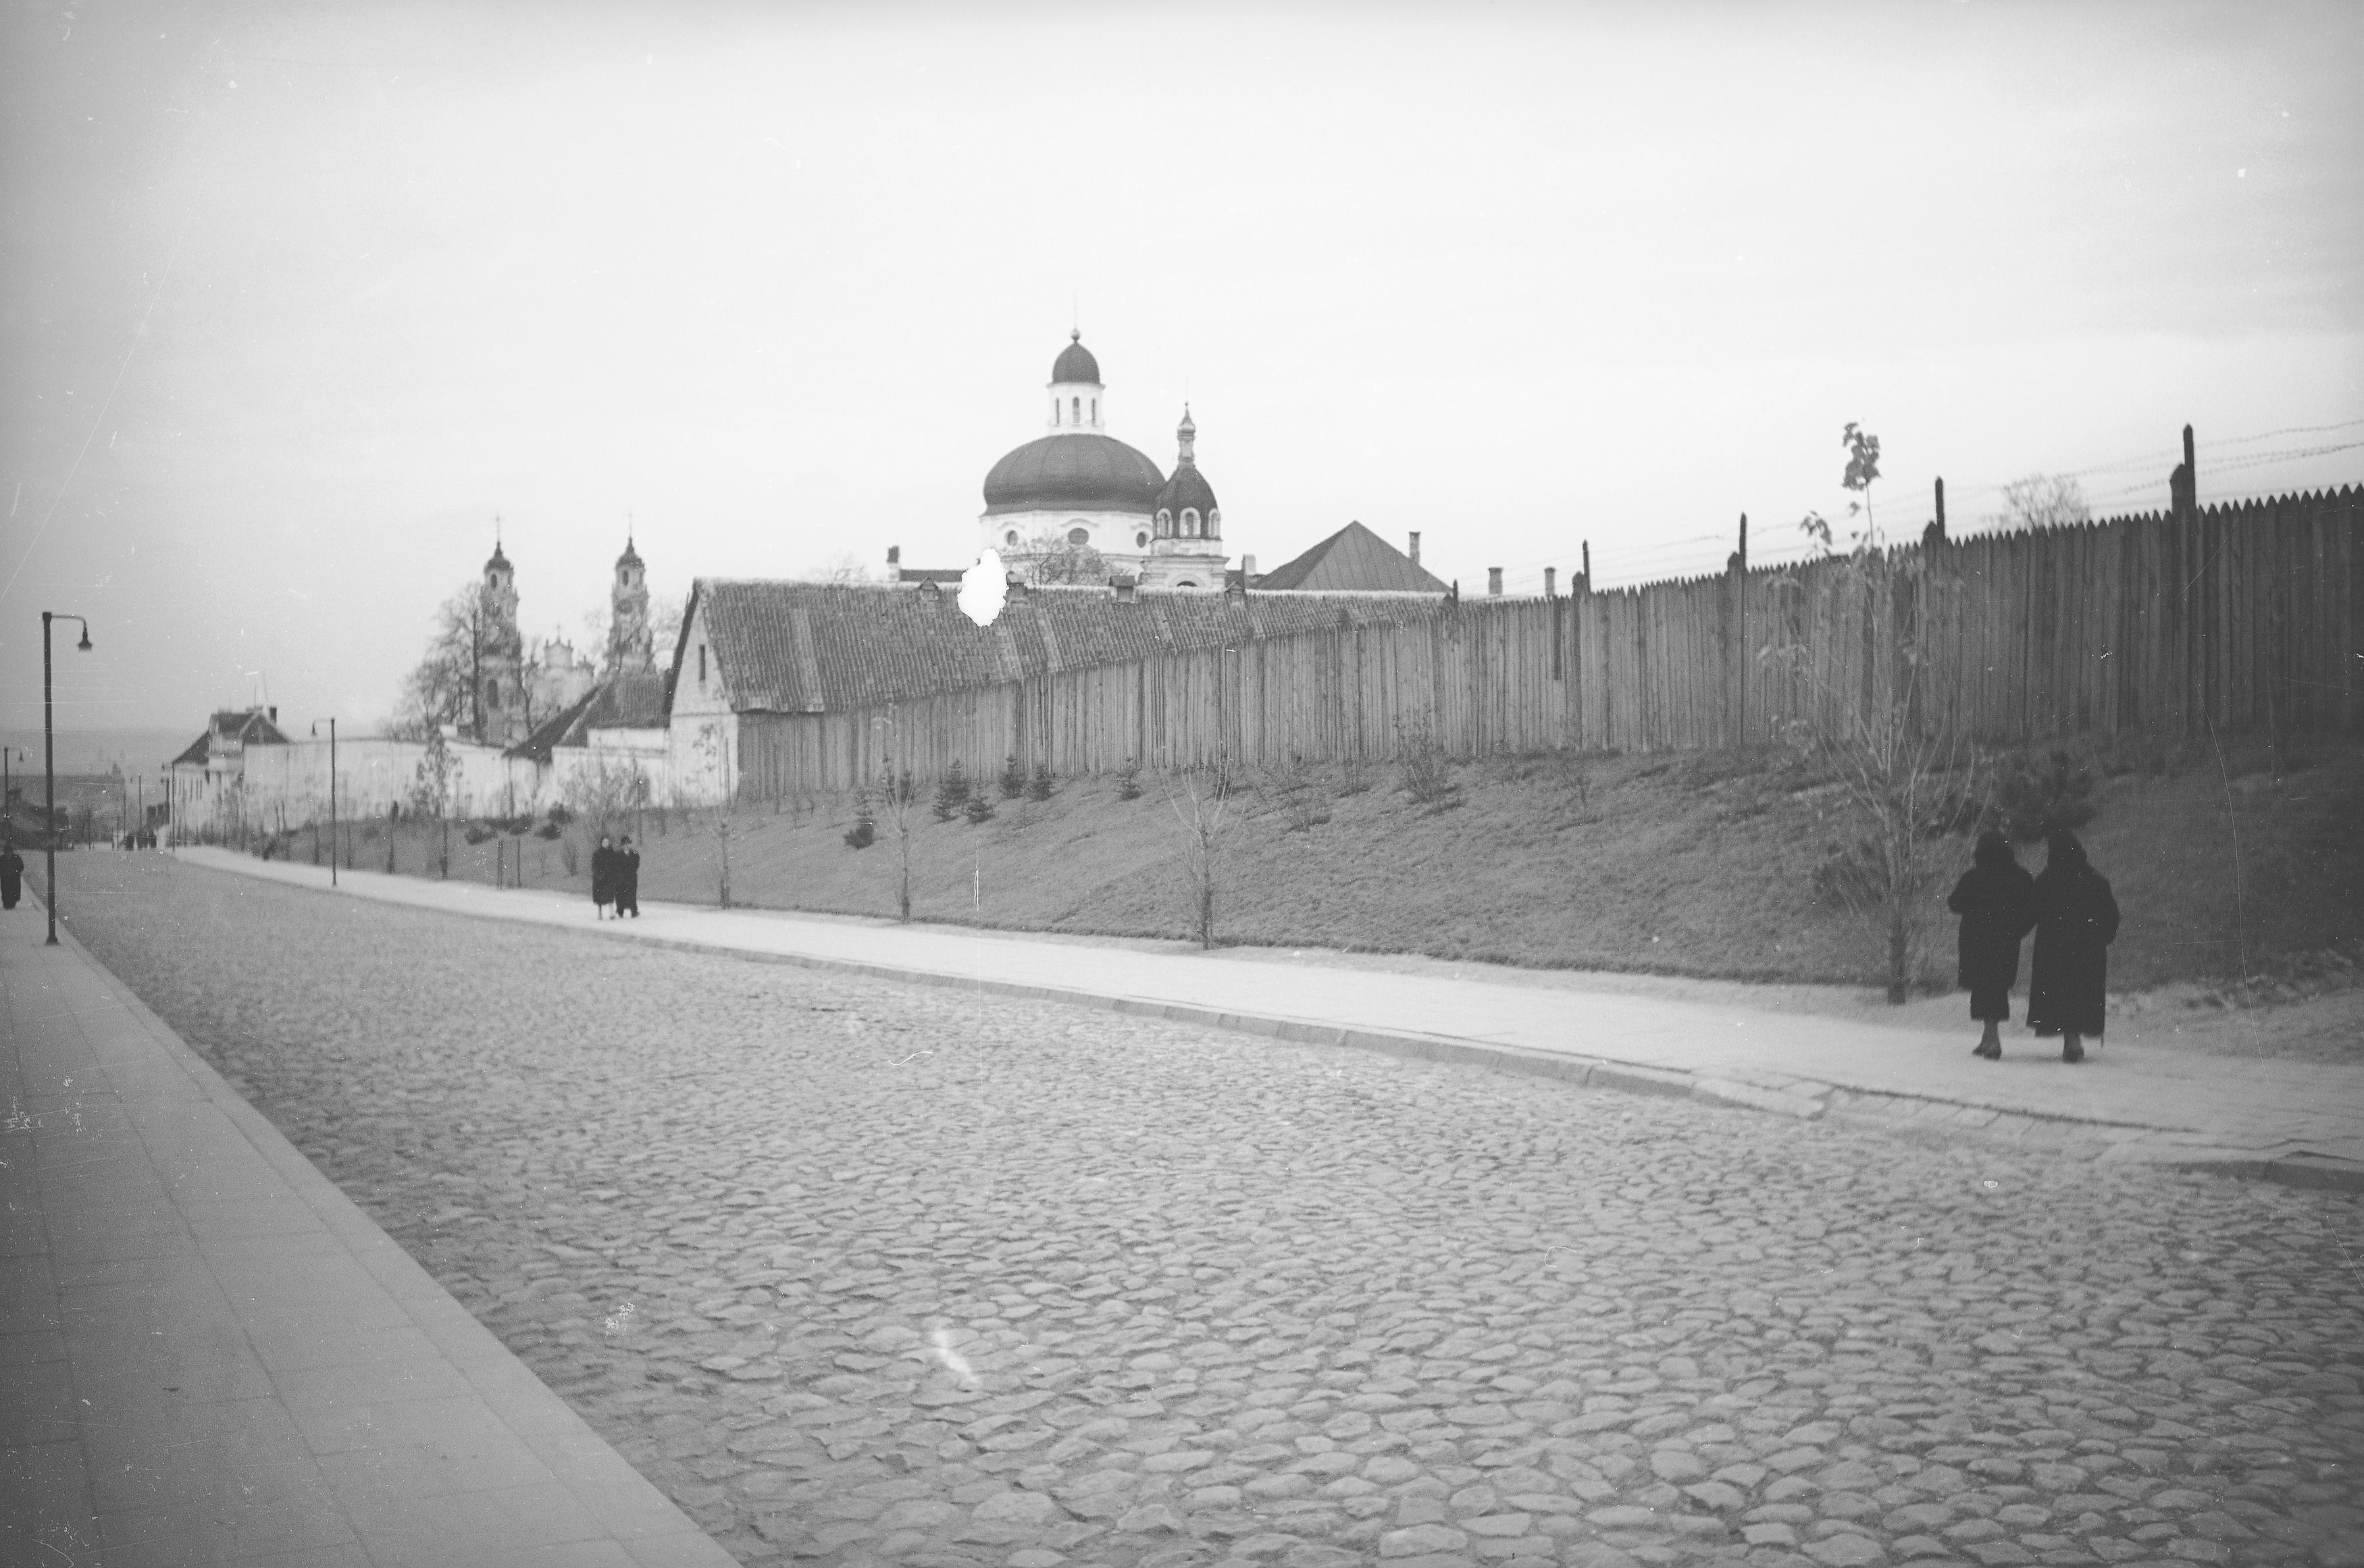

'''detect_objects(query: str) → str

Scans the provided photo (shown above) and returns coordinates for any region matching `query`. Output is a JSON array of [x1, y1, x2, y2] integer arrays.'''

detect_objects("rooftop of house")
[[690, 578, 1452, 714], [1253, 521, 1449, 594]]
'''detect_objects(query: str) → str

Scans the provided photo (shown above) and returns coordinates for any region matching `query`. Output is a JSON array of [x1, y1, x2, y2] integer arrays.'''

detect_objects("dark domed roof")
[[1156, 463, 1219, 520], [1050, 330, 1101, 385], [984, 434, 1164, 516]]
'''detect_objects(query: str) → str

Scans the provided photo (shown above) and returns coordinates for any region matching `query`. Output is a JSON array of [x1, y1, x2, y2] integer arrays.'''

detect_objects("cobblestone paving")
[[61, 858, 2364, 1568]]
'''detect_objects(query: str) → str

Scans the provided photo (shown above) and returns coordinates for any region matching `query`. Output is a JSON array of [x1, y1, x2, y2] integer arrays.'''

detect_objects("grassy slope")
[[370, 733, 2363, 997]]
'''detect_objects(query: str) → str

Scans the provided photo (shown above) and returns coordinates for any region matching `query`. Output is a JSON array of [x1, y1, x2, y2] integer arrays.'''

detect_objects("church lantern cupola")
[[1047, 329, 1106, 434]]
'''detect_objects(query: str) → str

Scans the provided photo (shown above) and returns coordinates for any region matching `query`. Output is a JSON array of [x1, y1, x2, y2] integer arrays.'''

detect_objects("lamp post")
[[310, 718, 338, 886], [42, 612, 93, 946]]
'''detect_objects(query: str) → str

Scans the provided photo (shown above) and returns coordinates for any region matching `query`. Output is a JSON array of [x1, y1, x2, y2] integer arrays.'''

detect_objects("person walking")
[[591, 833, 616, 919], [2026, 831, 2120, 1064], [1948, 830, 2037, 1060], [616, 835, 641, 918], [1, 839, 22, 910]]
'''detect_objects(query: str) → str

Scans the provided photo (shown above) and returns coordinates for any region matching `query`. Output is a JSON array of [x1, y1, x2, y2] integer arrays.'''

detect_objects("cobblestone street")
[[56, 856, 2364, 1568]]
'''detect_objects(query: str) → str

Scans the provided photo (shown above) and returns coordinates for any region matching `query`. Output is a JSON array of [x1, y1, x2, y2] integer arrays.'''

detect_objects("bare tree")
[[406, 729, 456, 879], [394, 581, 504, 741], [814, 554, 874, 584], [1165, 764, 1239, 949], [1993, 473, 2092, 533], [1005, 527, 1110, 587], [1764, 517, 1982, 1003]]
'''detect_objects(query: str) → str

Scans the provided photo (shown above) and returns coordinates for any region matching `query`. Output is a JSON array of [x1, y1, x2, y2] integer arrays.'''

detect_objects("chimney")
[[1408, 531, 1421, 565], [886, 545, 901, 567], [1243, 554, 1256, 581], [1544, 567, 1557, 598], [1113, 574, 1137, 603], [268, 706, 278, 723], [1487, 568, 1503, 598]]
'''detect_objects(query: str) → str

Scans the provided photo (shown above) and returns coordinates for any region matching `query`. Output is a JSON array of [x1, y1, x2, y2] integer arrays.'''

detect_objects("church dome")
[[984, 434, 1164, 517], [1155, 463, 1219, 522], [1050, 330, 1101, 385]]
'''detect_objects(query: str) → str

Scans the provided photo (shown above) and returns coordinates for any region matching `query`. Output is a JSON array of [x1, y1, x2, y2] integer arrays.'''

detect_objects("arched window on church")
[[1071, 396, 1081, 423], [1182, 508, 1200, 538], [485, 678, 499, 708], [1052, 400, 1060, 425], [1156, 509, 1171, 536], [1091, 398, 1097, 423]]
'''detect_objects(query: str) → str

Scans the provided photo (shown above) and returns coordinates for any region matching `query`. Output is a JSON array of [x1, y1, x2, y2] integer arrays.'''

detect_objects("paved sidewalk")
[[177, 849, 2364, 1193], [1, 888, 739, 1565]]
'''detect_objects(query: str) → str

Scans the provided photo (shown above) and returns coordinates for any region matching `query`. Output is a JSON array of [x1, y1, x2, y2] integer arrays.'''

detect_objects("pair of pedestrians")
[[590, 834, 641, 920], [1948, 831, 2119, 1064]]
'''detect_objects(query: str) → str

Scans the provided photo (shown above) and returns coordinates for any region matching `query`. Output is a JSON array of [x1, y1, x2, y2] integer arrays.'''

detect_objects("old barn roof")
[[690, 579, 1448, 714], [1255, 521, 1448, 593]]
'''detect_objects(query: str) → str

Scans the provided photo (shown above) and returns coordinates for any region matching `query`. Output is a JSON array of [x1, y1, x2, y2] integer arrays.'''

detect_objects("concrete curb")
[[159, 854, 2364, 1197]]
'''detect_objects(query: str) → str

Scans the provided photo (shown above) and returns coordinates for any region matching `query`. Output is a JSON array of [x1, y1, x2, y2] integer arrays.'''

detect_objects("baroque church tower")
[[478, 540, 526, 745], [607, 536, 654, 673]]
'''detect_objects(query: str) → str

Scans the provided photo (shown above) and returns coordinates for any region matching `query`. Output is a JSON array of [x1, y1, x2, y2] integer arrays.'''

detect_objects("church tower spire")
[[478, 532, 525, 744]]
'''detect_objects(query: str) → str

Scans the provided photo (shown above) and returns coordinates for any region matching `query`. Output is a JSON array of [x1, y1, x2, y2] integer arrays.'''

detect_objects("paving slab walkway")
[[1, 886, 740, 1565], [174, 847, 2364, 1193]]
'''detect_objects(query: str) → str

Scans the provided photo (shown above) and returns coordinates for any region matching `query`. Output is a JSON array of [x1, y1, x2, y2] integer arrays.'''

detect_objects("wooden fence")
[[736, 485, 2363, 795]]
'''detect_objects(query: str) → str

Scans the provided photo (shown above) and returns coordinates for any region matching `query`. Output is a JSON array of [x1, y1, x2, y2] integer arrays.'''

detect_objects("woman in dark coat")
[[2026, 831, 2120, 1063], [591, 834, 615, 918], [1, 841, 22, 910], [1947, 831, 2036, 1059]]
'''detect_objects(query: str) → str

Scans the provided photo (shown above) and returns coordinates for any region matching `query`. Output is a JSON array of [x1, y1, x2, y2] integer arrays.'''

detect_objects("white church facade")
[[977, 332, 1231, 590]]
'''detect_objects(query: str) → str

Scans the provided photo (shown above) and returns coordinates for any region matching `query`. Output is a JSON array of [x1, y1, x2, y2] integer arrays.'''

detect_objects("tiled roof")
[[171, 733, 210, 767], [1254, 521, 1448, 593], [692, 579, 1449, 714], [506, 673, 671, 762]]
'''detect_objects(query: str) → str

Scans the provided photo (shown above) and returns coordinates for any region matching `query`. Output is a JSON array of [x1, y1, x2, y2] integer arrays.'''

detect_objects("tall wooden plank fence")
[[735, 486, 2363, 796]]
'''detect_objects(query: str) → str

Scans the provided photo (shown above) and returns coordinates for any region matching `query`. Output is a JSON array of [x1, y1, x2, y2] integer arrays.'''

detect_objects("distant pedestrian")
[[2027, 831, 2120, 1064], [591, 834, 615, 918], [1, 840, 22, 910], [616, 835, 641, 918], [1947, 831, 2036, 1060]]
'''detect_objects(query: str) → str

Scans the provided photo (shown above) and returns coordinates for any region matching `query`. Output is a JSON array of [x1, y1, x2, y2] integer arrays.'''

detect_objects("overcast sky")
[[4, 0, 2359, 741]]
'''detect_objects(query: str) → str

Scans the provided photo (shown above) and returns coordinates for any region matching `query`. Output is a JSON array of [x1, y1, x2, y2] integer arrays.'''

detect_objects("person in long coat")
[[615, 835, 641, 918], [1, 839, 22, 910], [2026, 831, 2120, 1063], [1947, 830, 2036, 1059], [591, 834, 615, 918]]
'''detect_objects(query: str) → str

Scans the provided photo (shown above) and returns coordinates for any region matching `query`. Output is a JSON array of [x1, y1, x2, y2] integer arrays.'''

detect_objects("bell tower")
[[608, 535, 652, 673], [478, 535, 525, 744]]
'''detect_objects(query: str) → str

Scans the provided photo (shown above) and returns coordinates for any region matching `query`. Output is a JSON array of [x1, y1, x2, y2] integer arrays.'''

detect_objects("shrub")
[[998, 754, 1027, 800], [933, 762, 971, 822], [1395, 721, 1458, 810], [843, 791, 877, 850], [1988, 748, 2097, 845], [535, 821, 561, 841], [1336, 754, 1372, 796], [463, 824, 495, 845], [546, 804, 574, 827], [1027, 762, 1054, 802], [963, 795, 996, 825], [1116, 762, 1143, 801], [560, 837, 578, 877]]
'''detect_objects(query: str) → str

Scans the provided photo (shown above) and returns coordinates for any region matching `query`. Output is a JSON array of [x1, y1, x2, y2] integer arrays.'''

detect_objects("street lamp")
[[42, 612, 92, 945], [311, 717, 338, 886]]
